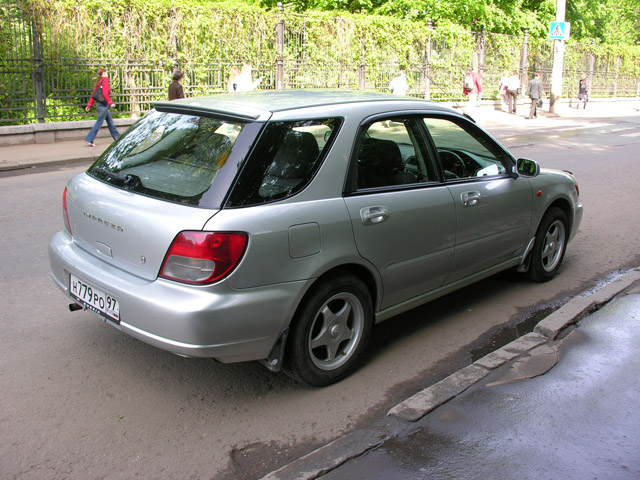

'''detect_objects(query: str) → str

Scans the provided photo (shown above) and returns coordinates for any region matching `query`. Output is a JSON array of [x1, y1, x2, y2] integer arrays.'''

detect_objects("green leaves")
[[263, 0, 639, 45]]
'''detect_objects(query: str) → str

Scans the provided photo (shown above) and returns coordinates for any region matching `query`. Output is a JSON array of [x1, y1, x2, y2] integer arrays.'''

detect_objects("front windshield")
[[89, 110, 245, 205]]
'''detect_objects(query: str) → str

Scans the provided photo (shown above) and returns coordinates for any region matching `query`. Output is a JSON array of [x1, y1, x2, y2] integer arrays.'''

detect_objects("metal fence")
[[1, 3, 639, 125]]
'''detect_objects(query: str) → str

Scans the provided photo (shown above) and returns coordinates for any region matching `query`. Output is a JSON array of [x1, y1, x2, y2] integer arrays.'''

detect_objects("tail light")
[[160, 231, 248, 284], [574, 183, 580, 197], [62, 186, 72, 234]]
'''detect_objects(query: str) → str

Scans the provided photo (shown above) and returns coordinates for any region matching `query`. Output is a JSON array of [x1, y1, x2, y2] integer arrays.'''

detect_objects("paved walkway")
[[0, 137, 110, 171], [1, 98, 639, 172]]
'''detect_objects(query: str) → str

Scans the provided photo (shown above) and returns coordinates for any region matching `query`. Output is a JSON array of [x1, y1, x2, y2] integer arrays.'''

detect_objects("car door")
[[422, 116, 533, 284], [343, 117, 456, 311]]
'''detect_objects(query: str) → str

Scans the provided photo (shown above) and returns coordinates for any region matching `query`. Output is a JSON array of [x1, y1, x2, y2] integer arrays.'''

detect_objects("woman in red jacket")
[[84, 68, 120, 147]]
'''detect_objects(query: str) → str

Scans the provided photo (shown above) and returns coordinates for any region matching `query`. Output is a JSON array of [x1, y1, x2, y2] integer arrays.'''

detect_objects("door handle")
[[461, 191, 481, 206], [360, 206, 389, 225]]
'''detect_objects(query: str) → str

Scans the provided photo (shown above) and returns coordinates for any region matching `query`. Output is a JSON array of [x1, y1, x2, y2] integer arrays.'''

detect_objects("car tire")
[[526, 207, 569, 282], [284, 273, 373, 387]]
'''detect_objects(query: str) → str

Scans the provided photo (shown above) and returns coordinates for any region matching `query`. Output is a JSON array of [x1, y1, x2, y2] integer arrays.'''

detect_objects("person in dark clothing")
[[527, 72, 543, 119], [168, 70, 185, 100], [84, 68, 120, 147], [577, 74, 588, 109]]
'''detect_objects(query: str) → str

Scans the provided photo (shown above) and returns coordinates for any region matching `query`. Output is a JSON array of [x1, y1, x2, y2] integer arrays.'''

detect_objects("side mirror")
[[516, 158, 540, 177]]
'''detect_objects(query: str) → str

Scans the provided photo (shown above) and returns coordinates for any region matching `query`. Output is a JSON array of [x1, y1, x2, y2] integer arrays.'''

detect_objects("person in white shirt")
[[231, 63, 261, 92], [498, 71, 509, 112], [506, 71, 521, 114], [388, 69, 409, 96]]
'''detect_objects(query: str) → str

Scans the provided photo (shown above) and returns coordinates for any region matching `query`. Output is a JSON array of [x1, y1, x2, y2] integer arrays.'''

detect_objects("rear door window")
[[89, 110, 247, 206]]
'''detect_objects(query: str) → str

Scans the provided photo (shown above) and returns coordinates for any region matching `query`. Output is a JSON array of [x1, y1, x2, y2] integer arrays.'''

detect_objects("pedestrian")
[[498, 71, 509, 112], [168, 70, 185, 100], [232, 62, 261, 92], [506, 70, 520, 114], [227, 67, 240, 92], [84, 68, 120, 147], [462, 67, 482, 106], [527, 72, 543, 119], [388, 68, 409, 95], [577, 74, 589, 109]]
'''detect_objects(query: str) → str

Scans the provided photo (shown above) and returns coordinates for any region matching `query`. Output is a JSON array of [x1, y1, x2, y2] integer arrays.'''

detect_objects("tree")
[[260, 0, 640, 44], [566, 0, 640, 44]]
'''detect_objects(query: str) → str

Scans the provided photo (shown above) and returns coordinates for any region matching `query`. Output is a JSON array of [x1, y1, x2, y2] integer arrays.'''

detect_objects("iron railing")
[[1, 3, 638, 125]]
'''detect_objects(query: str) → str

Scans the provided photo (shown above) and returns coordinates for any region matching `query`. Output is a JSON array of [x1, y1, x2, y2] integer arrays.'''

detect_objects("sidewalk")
[[263, 268, 640, 480], [1, 98, 639, 172], [459, 97, 640, 129], [0, 138, 110, 172]]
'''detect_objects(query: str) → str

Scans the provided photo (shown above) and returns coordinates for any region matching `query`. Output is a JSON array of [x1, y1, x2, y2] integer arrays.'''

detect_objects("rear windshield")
[[88, 110, 247, 206]]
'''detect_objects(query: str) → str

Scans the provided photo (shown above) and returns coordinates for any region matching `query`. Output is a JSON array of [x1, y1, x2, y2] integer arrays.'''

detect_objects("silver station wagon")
[[49, 91, 582, 386]]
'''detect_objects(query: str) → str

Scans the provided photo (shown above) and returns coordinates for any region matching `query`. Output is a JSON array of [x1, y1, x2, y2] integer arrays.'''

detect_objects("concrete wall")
[[0, 118, 138, 147]]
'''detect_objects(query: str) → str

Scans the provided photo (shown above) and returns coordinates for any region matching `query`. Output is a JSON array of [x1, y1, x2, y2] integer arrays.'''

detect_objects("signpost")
[[549, 0, 568, 114]]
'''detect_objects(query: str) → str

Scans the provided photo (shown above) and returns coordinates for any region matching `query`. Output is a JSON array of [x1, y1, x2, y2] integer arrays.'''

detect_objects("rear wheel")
[[526, 207, 568, 282], [284, 273, 373, 386]]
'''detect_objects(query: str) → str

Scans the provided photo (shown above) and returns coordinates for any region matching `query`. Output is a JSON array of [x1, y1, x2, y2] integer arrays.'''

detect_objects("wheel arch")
[[279, 263, 378, 385], [544, 197, 574, 238], [520, 197, 573, 274], [300, 263, 379, 317], [285, 263, 378, 345]]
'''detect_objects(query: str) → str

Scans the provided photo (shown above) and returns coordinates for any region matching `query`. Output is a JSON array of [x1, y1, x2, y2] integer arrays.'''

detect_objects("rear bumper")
[[49, 231, 307, 363]]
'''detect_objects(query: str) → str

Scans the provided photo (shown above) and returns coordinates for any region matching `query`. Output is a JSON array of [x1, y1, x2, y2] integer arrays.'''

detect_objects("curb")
[[0, 118, 136, 147], [387, 333, 547, 422], [0, 155, 99, 172], [261, 267, 640, 480]]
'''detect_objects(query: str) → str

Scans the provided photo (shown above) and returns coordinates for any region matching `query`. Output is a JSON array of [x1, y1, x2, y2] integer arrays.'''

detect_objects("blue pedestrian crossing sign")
[[549, 21, 570, 40]]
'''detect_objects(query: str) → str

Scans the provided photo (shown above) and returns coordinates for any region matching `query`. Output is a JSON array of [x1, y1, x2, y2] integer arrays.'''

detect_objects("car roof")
[[154, 90, 459, 122]]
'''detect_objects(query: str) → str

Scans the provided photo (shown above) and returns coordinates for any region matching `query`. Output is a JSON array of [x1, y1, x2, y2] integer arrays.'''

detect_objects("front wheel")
[[526, 207, 569, 282], [284, 273, 373, 387]]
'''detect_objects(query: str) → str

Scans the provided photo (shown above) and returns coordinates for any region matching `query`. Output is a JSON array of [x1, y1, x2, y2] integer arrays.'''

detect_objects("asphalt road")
[[1, 112, 639, 479]]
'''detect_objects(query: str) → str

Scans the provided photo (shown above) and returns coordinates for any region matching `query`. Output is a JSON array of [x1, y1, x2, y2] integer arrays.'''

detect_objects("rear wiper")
[[94, 167, 141, 188]]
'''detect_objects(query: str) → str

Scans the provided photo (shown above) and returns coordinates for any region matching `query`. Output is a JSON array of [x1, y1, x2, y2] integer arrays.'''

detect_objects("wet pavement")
[[262, 270, 640, 480], [320, 284, 640, 480]]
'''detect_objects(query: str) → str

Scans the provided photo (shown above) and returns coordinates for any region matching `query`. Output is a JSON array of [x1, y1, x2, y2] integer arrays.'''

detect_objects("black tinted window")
[[227, 118, 341, 207]]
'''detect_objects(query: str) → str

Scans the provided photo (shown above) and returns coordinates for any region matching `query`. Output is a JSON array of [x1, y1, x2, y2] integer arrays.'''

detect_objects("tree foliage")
[[262, 0, 640, 45], [2, 0, 638, 125]]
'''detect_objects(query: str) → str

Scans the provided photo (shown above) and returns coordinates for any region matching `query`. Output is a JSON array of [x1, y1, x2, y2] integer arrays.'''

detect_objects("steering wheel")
[[439, 149, 466, 178]]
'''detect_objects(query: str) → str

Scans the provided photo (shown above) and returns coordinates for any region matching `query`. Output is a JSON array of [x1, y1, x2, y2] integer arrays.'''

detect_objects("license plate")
[[69, 274, 120, 324]]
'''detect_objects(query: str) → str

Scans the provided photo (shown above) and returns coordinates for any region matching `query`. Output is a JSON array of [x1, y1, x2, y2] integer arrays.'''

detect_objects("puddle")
[[469, 306, 555, 362], [469, 268, 635, 363], [576, 268, 631, 297]]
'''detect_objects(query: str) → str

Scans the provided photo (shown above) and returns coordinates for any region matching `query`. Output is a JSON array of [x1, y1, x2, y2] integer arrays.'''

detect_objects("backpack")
[[464, 74, 474, 91]]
